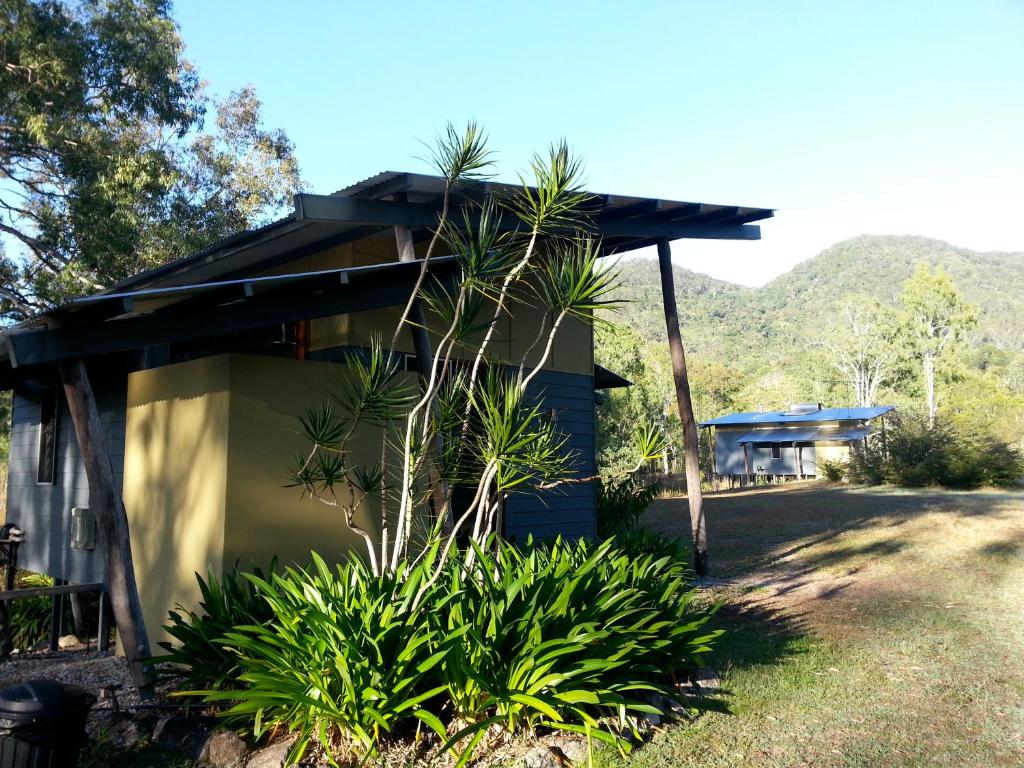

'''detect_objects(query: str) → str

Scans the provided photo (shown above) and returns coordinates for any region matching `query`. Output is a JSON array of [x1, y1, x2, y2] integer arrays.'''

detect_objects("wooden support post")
[[656, 239, 708, 576], [69, 593, 86, 639], [59, 359, 152, 693], [0, 544, 15, 657], [796, 444, 804, 479]]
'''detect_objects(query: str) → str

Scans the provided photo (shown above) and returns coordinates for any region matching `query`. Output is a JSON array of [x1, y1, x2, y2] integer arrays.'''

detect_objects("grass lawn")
[[597, 482, 1024, 768]]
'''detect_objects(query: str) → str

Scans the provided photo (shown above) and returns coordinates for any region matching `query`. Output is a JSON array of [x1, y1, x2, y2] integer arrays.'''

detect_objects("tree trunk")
[[656, 240, 708, 576], [59, 359, 152, 694], [923, 352, 937, 426]]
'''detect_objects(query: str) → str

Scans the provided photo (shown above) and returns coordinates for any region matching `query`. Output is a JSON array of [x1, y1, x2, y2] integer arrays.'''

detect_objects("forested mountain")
[[595, 235, 1024, 469], [611, 235, 1024, 358]]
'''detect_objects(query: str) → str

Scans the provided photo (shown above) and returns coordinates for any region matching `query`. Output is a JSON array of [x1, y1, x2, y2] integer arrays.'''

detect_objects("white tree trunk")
[[923, 352, 937, 426]]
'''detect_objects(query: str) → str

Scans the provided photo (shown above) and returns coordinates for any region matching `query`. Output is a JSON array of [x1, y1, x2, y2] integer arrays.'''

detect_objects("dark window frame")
[[37, 387, 59, 485], [770, 443, 782, 460]]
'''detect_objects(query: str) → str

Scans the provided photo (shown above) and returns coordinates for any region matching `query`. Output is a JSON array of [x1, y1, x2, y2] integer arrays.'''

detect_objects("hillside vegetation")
[[612, 235, 1024, 356], [596, 235, 1024, 471]]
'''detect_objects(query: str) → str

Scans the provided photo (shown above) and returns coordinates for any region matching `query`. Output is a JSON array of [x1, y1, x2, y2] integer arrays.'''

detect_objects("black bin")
[[0, 680, 95, 768]]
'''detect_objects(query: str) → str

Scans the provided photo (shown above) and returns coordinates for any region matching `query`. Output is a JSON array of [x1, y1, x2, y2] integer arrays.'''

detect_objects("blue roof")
[[701, 405, 894, 427]]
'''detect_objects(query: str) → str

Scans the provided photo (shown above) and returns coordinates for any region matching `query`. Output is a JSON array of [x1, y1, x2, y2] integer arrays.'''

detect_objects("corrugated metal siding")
[[504, 370, 596, 541], [5, 379, 127, 585]]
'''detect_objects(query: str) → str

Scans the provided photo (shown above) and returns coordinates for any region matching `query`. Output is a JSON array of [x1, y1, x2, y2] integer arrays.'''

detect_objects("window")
[[771, 443, 782, 460], [37, 388, 59, 485]]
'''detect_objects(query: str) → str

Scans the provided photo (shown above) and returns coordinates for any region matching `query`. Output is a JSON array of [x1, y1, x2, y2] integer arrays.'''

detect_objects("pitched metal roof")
[[106, 171, 773, 294], [734, 426, 871, 444], [702, 406, 894, 427]]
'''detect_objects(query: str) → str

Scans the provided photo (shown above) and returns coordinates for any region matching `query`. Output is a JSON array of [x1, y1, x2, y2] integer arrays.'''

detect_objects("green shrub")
[[817, 458, 849, 483], [439, 537, 716, 755], [10, 572, 53, 650], [161, 561, 277, 688], [848, 418, 1023, 489], [195, 552, 450, 765], [611, 527, 691, 566], [171, 538, 720, 765], [596, 476, 658, 537]]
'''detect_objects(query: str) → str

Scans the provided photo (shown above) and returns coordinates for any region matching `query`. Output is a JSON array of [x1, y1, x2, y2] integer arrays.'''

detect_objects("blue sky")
[[174, 0, 1024, 286]]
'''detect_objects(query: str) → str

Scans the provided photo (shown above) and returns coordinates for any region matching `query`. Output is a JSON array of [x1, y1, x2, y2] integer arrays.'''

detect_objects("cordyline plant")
[[289, 124, 663, 594]]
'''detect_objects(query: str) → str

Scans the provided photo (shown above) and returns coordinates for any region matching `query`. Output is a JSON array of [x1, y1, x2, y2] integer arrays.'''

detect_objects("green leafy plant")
[[160, 561, 277, 689], [437, 536, 717, 760], [187, 551, 451, 766], [848, 417, 1023, 489], [817, 458, 849, 483], [596, 476, 659, 538], [611, 527, 691, 565], [171, 538, 719, 766], [9, 572, 53, 650]]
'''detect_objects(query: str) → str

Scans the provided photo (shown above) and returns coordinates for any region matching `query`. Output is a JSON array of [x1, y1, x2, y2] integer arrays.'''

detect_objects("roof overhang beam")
[[293, 194, 762, 242]]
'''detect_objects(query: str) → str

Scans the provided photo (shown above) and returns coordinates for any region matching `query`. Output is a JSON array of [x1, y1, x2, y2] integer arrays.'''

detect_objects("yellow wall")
[[123, 356, 231, 650], [309, 275, 593, 377], [220, 355, 408, 569], [815, 442, 852, 464], [123, 353, 418, 649]]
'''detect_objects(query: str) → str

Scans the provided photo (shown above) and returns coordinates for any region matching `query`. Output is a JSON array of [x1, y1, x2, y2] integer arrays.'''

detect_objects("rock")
[[245, 738, 296, 768], [152, 714, 216, 759], [550, 737, 589, 764], [643, 711, 662, 727], [522, 745, 560, 768], [691, 667, 721, 693], [200, 730, 250, 768], [58, 634, 81, 649], [96, 714, 147, 749]]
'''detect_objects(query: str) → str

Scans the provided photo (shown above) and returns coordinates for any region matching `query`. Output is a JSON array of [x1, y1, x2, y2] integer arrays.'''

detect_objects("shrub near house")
[[168, 537, 719, 765], [848, 418, 1023, 488]]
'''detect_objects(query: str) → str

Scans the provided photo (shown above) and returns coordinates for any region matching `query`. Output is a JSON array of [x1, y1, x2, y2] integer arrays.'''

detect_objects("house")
[[0, 171, 773, 644], [702, 403, 895, 484]]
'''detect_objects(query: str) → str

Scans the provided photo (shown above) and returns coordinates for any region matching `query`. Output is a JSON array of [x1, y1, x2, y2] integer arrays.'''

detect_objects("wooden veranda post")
[[59, 359, 152, 693], [656, 239, 708, 576]]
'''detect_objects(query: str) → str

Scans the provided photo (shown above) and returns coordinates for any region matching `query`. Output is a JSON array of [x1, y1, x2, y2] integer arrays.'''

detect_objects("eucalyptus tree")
[[900, 265, 979, 425], [0, 0, 300, 320], [821, 295, 901, 408], [290, 127, 662, 595]]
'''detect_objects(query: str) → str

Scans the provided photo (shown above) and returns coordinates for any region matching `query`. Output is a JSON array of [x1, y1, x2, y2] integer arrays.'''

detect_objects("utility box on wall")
[[69, 507, 95, 551]]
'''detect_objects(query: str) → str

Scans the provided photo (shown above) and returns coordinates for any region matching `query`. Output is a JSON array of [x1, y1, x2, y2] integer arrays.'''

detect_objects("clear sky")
[[173, 0, 1024, 286]]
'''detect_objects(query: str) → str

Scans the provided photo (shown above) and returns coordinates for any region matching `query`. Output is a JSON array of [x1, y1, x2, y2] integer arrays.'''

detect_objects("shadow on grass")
[[685, 594, 812, 718], [646, 483, 1023, 579], [976, 530, 1024, 560]]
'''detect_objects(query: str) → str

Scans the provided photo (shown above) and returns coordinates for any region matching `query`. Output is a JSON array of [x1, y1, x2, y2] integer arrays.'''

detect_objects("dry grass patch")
[[595, 484, 1024, 768]]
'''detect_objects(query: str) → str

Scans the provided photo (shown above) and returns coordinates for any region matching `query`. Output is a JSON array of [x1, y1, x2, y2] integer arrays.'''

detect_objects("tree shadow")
[[680, 590, 814, 718], [641, 484, 1024, 723], [644, 483, 1023, 580]]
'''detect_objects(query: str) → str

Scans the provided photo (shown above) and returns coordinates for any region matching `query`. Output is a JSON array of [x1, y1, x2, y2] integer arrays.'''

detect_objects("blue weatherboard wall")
[[504, 369, 596, 541], [714, 430, 816, 477], [5, 379, 127, 585]]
